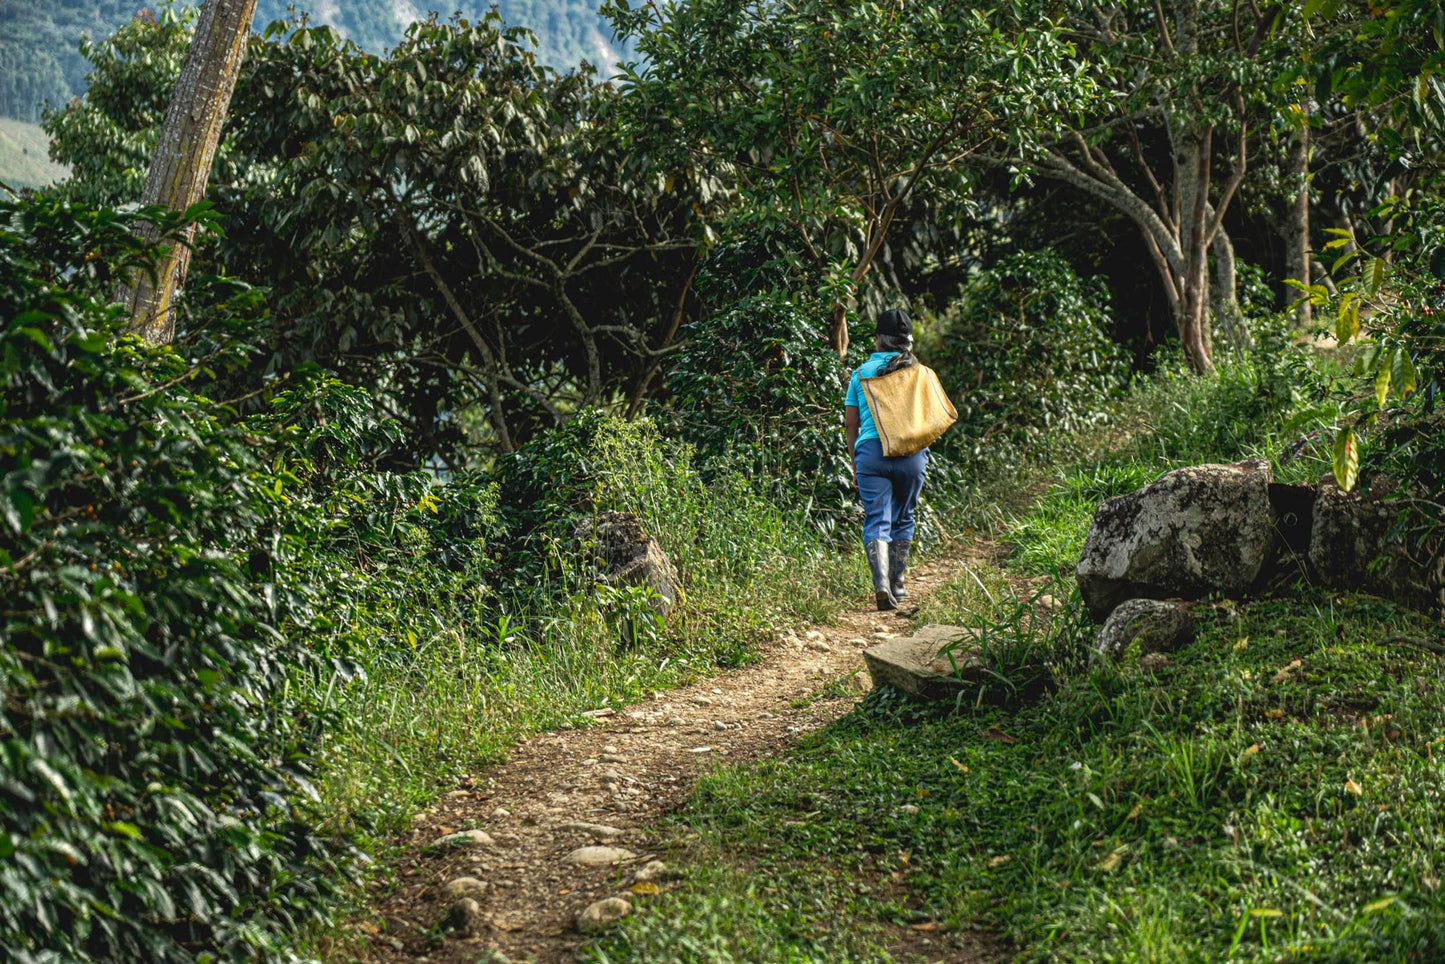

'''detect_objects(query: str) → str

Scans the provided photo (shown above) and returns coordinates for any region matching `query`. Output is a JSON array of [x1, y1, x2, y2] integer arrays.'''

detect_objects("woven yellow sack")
[[859, 364, 958, 457]]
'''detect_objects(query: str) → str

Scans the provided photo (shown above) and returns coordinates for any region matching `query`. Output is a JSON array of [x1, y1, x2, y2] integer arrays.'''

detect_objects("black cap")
[[876, 308, 912, 338]]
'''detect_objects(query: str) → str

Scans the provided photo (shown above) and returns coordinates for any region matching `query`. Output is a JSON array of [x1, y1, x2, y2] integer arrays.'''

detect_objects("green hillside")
[[0, 118, 68, 190], [0, 0, 627, 124]]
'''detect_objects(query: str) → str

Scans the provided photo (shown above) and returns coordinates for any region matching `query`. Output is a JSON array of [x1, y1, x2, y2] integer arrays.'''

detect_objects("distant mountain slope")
[[0, 118, 69, 190], [0, 0, 627, 123]]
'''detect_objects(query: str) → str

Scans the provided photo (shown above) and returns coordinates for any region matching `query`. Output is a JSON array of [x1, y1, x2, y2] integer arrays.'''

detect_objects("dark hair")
[[876, 332, 918, 375]]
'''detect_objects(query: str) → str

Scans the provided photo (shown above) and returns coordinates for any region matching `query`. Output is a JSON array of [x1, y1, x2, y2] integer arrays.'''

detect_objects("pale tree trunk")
[[1210, 225, 1251, 353], [126, 0, 259, 344], [1282, 123, 1311, 325], [1027, 0, 1264, 375]]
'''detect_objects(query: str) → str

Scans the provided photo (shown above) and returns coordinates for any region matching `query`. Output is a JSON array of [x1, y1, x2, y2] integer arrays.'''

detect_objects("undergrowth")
[[586, 339, 1445, 963]]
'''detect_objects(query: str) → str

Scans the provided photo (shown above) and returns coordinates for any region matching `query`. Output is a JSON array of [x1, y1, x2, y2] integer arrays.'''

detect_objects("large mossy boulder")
[[1076, 459, 1277, 620]]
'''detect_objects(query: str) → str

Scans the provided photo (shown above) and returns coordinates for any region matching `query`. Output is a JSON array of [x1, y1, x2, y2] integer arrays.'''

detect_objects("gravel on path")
[[348, 549, 1010, 964]]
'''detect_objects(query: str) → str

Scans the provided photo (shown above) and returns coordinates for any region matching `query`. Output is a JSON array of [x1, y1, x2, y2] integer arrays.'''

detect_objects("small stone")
[[603, 745, 620, 754], [429, 829, 494, 850], [381, 914, 416, 937], [687, 746, 713, 753], [600, 772, 622, 787], [442, 897, 483, 935], [577, 897, 632, 933], [713, 720, 727, 731], [805, 630, 824, 640], [563, 845, 636, 866], [491, 807, 511, 819], [444, 876, 488, 898], [668, 716, 685, 726], [805, 639, 831, 653], [601, 752, 629, 763], [632, 860, 670, 883], [897, 804, 920, 815], [446, 789, 473, 799], [561, 821, 625, 837], [1036, 594, 1064, 611]]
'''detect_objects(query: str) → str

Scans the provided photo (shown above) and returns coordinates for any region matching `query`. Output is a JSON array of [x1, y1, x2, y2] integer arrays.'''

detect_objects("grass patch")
[[310, 415, 857, 840], [590, 349, 1445, 962], [597, 591, 1445, 962]]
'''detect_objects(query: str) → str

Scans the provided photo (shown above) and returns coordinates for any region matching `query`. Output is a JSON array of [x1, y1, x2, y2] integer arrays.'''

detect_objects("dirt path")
[[351, 547, 1006, 964]]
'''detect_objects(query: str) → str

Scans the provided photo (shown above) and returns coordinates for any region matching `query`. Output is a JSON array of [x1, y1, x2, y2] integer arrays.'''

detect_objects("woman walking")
[[844, 308, 928, 611]]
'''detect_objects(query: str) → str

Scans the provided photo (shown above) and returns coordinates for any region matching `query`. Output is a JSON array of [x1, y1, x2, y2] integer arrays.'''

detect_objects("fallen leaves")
[[1271, 659, 1304, 683], [980, 726, 1018, 744]]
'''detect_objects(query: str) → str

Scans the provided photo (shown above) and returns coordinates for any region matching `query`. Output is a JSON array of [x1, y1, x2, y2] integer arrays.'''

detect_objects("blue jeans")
[[853, 438, 927, 543]]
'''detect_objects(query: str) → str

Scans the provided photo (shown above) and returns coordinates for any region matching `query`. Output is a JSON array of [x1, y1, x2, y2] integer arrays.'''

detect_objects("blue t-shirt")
[[845, 351, 901, 452]]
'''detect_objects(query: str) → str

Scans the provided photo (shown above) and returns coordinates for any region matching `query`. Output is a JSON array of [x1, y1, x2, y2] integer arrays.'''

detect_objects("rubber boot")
[[866, 539, 897, 611], [889, 539, 912, 602]]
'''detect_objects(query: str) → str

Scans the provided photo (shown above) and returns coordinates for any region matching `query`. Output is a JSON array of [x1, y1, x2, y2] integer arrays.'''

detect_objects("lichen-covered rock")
[[573, 511, 681, 615], [1309, 477, 1440, 611], [1093, 599, 1197, 660], [1076, 459, 1276, 620]]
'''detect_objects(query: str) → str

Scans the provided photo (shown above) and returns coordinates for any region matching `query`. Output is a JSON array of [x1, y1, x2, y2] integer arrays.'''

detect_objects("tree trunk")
[[125, 0, 259, 344], [1210, 225, 1252, 354], [1282, 123, 1311, 325], [1175, 126, 1216, 374]]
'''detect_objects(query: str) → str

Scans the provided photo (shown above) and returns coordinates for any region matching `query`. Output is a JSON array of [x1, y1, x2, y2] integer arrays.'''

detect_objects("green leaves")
[[1332, 424, 1360, 491], [0, 196, 355, 963]]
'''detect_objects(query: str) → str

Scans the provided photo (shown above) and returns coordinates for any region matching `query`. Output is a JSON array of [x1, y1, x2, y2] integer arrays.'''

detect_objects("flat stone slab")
[[863, 624, 983, 701]]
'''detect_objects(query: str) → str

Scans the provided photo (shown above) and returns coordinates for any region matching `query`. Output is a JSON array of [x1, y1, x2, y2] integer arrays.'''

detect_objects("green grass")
[[0, 119, 67, 191], [588, 346, 1445, 963], [309, 416, 859, 839], [593, 588, 1445, 963]]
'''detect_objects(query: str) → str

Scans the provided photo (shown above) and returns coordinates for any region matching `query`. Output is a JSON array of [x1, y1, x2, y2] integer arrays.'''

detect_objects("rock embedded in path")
[[443, 876, 488, 899], [1076, 459, 1276, 620], [1092, 599, 1196, 660], [561, 821, 625, 838], [632, 860, 671, 883], [442, 897, 484, 935], [563, 845, 636, 867], [429, 829, 494, 850], [577, 897, 632, 933], [862, 624, 983, 701]]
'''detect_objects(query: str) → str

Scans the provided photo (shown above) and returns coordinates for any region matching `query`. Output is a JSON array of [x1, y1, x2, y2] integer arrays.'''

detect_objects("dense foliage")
[[43, 14, 711, 461], [921, 251, 1129, 454], [0, 198, 354, 962]]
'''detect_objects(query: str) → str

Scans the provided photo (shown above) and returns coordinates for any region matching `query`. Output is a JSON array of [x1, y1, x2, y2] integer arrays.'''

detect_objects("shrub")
[[920, 250, 1129, 458], [665, 291, 853, 523], [0, 197, 352, 963]]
